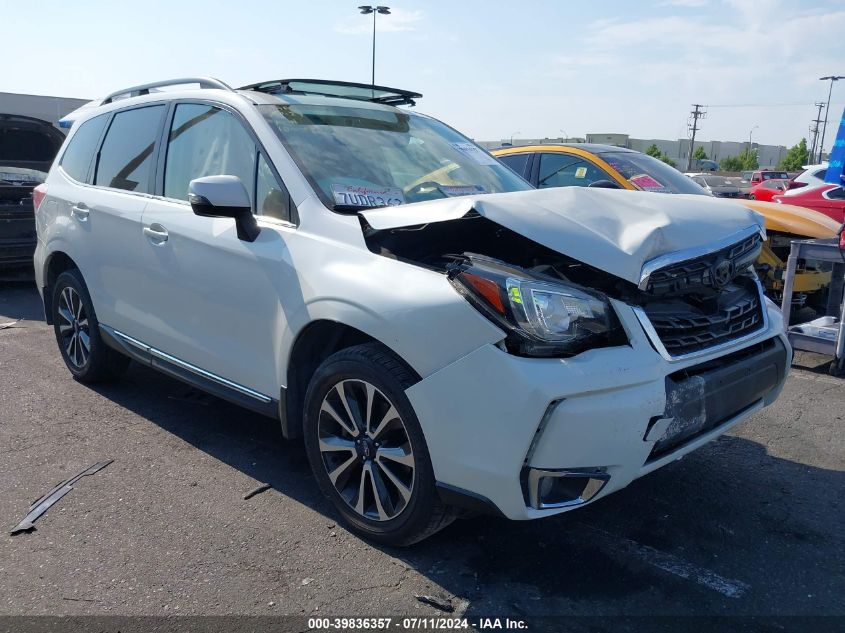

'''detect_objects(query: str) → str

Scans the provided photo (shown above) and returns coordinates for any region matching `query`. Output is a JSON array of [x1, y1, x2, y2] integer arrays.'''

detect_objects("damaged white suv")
[[34, 78, 790, 545]]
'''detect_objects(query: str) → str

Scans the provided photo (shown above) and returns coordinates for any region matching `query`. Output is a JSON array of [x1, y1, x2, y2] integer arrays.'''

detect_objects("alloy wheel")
[[317, 379, 416, 521], [57, 286, 91, 369]]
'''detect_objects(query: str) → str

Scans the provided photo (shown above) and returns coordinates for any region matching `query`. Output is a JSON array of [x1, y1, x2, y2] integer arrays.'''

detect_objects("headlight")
[[449, 256, 626, 357]]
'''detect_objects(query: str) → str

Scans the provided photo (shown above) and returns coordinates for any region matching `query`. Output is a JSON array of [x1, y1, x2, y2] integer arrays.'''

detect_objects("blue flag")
[[825, 106, 845, 185]]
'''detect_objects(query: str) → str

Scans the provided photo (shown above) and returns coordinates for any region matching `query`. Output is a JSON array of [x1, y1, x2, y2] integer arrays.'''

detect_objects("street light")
[[510, 131, 522, 146], [358, 5, 391, 88], [559, 129, 569, 142], [818, 75, 844, 163], [749, 125, 759, 150]]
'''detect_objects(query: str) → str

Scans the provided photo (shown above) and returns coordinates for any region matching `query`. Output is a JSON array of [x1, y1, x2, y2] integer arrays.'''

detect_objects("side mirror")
[[188, 175, 260, 242]]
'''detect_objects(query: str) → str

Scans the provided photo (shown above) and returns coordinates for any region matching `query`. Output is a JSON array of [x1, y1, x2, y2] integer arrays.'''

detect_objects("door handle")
[[143, 224, 169, 245], [71, 204, 90, 221]]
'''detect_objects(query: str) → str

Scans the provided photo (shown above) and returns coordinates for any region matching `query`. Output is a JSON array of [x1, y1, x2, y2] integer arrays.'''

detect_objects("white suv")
[[34, 78, 790, 545]]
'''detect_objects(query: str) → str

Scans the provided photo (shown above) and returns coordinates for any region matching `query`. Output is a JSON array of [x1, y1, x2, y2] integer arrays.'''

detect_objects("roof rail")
[[100, 77, 233, 105], [239, 78, 421, 107]]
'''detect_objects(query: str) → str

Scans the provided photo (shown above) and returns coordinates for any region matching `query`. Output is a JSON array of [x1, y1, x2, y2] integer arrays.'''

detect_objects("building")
[[479, 133, 788, 169], [0, 91, 90, 131]]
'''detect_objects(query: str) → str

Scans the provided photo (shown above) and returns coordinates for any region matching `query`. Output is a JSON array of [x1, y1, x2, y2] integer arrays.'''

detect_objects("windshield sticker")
[[630, 174, 667, 191], [450, 142, 499, 166], [440, 185, 485, 197], [574, 167, 588, 179], [331, 184, 405, 207]]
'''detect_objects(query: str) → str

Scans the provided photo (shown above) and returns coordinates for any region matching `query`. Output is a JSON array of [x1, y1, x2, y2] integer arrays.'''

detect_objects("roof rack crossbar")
[[238, 78, 421, 106], [100, 77, 234, 105]]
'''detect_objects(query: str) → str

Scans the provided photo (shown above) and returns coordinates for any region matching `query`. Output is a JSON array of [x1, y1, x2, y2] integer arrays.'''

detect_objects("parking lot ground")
[[1, 281, 843, 630]]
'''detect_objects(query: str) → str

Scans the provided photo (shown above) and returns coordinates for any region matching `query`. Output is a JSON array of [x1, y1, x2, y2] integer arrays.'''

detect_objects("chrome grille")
[[644, 232, 762, 296], [638, 229, 767, 359]]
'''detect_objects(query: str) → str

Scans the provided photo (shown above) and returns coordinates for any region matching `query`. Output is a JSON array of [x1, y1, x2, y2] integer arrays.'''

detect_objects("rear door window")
[[163, 103, 256, 205], [60, 114, 109, 183], [538, 153, 613, 188], [94, 105, 165, 193]]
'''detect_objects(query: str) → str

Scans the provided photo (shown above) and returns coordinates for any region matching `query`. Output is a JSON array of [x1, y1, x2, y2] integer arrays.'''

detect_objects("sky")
[[3, 0, 844, 148]]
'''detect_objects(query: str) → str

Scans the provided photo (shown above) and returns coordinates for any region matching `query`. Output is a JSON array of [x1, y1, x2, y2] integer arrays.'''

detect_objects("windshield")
[[600, 151, 707, 195], [703, 176, 733, 187], [762, 171, 789, 180], [259, 103, 531, 210]]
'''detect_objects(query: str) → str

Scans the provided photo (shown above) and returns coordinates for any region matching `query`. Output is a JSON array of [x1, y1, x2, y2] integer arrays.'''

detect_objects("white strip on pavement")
[[578, 523, 750, 599]]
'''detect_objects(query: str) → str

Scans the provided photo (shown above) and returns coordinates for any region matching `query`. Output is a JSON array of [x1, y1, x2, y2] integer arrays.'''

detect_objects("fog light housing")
[[526, 468, 610, 509]]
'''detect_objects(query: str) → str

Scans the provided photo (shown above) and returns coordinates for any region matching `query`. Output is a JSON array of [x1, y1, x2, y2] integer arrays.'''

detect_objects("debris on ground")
[[0, 319, 22, 330], [243, 483, 272, 500], [10, 460, 113, 535], [415, 594, 454, 612]]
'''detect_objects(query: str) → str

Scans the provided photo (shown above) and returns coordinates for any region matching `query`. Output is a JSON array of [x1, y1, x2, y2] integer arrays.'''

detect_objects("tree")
[[720, 155, 744, 171], [645, 144, 677, 168], [693, 146, 708, 160], [778, 138, 808, 171], [738, 147, 759, 170], [720, 147, 759, 172]]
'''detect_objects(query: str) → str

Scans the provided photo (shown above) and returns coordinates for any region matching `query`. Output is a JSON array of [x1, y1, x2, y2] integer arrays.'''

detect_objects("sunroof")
[[239, 79, 421, 106]]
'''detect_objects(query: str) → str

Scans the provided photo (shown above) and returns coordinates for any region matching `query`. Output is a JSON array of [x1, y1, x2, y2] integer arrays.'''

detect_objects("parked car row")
[[29, 77, 792, 544]]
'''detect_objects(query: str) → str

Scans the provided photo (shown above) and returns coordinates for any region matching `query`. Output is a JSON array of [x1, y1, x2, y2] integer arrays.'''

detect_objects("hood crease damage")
[[361, 187, 765, 286]]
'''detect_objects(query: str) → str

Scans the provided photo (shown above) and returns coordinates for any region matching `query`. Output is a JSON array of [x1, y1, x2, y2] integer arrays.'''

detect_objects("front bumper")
[[0, 203, 37, 271], [407, 299, 790, 520]]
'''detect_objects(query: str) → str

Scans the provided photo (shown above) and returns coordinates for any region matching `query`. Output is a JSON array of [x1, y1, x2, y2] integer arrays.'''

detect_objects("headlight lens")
[[450, 256, 626, 357]]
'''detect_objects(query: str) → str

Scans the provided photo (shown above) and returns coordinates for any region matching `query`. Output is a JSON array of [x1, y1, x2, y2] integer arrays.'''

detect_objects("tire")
[[52, 269, 129, 383], [303, 342, 456, 546]]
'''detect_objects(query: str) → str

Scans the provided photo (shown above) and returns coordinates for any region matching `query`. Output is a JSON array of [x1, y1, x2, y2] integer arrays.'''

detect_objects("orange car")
[[492, 144, 838, 302]]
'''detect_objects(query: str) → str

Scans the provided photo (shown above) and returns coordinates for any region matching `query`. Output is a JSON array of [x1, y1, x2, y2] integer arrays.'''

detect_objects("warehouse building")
[[479, 133, 789, 168]]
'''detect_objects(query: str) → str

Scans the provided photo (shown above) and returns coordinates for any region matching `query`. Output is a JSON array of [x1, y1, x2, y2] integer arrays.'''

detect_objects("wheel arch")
[[282, 319, 421, 439], [42, 251, 81, 324]]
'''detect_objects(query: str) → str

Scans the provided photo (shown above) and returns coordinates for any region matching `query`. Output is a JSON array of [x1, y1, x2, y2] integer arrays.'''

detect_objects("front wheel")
[[303, 343, 456, 546]]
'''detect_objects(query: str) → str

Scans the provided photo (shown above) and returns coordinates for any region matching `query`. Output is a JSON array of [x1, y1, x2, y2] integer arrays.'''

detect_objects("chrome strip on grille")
[[638, 225, 765, 291]]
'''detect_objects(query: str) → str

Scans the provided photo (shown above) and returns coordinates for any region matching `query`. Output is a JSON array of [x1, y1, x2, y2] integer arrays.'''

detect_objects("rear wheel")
[[303, 343, 456, 545], [52, 269, 129, 383]]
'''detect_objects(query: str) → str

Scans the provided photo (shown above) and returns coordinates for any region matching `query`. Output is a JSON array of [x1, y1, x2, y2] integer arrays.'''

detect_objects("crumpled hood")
[[361, 187, 765, 285]]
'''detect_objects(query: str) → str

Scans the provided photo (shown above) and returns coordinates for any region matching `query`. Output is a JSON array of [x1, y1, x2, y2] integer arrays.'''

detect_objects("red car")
[[773, 184, 845, 223], [749, 169, 789, 184], [749, 179, 789, 202]]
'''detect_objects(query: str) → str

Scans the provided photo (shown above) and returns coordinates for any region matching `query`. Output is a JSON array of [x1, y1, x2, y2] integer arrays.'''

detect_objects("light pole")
[[510, 131, 522, 146], [818, 75, 844, 163], [749, 125, 758, 151], [559, 129, 569, 142], [358, 5, 391, 88]]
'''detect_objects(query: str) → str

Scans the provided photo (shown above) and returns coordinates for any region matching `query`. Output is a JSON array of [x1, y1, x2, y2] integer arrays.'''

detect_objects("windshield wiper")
[[332, 203, 389, 213]]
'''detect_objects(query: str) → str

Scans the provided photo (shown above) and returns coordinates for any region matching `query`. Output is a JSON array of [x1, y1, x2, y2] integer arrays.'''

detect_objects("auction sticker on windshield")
[[630, 173, 669, 192], [332, 184, 405, 207], [440, 185, 485, 197], [450, 142, 499, 166]]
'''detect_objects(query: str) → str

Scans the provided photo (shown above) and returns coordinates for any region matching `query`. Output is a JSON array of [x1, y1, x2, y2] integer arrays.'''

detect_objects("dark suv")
[[0, 113, 65, 275]]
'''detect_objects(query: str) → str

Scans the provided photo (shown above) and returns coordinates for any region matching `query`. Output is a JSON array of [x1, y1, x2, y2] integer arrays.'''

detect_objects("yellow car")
[[492, 144, 836, 304]]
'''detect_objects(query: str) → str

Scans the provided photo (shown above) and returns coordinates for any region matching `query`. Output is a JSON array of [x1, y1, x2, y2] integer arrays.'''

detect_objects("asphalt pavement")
[[0, 281, 843, 631]]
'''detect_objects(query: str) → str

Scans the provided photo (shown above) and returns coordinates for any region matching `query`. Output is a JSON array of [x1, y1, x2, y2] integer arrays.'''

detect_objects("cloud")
[[334, 8, 423, 35], [658, 0, 709, 7]]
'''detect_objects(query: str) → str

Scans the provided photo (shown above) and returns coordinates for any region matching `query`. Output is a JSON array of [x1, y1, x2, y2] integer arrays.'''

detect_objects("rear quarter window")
[[60, 114, 108, 182]]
